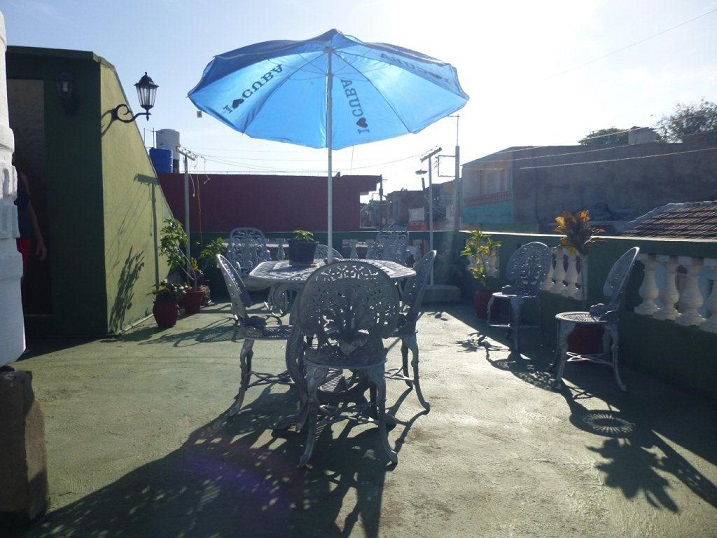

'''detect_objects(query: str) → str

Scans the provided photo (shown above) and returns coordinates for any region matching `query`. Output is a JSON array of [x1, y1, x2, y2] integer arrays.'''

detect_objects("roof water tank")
[[149, 148, 172, 173], [156, 129, 180, 153]]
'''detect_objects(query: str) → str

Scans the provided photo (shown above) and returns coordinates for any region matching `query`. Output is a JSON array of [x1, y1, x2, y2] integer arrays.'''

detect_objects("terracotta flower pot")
[[473, 289, 500, 319], [153, 299, 179, 328], [183, 289, 205, 315], [567, 324, 604, 354]]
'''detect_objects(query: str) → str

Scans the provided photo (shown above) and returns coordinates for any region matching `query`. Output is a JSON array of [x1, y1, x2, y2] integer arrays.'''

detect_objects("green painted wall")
[[7, 47, 172, 336]]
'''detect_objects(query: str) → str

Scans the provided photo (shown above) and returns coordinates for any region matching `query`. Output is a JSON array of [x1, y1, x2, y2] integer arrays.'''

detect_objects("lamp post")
[[111, 72, 158, 123]]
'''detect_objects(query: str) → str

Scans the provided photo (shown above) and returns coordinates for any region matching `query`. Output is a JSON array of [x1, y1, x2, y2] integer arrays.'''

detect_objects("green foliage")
[[460, 230, 501, 287], [554, 210, 603, 255], [292, 229, 315, 242], [655, 99, 717, 142], [159, 218, 223, 288], [578, 127, 630, 146], [150, 280, 188, 302]]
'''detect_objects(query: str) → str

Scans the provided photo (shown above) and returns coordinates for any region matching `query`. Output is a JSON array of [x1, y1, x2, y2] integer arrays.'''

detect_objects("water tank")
[[149, 148, 172, 173], [156, 129, 180, 172]]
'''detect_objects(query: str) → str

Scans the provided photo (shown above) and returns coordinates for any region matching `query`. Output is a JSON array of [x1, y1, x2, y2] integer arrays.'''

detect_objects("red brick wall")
[[158, 173, 379, 234]]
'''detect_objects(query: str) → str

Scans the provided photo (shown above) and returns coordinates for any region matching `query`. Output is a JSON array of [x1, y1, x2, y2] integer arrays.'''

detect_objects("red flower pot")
[[153, 299, 179, 328], [183, 289, 204, 315], [473, 289, 500, 319], [567, 324, 604, 354]]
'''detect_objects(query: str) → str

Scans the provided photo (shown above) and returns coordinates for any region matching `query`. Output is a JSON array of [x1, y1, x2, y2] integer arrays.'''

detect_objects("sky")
[[2, 0, 716, 198]]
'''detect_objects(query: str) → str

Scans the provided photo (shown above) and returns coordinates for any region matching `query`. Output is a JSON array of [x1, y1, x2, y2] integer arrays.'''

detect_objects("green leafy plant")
[[554, 210, 603, 255], [150, 280, 188, 302], [159, 218, 224, 289], [460, 230, 501, 287], [292, 229, 315, 242]]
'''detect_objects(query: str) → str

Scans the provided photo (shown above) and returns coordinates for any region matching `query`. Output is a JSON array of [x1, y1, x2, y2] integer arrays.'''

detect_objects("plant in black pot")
[[460, 230, 501, 318], [288, 229, 318, 267]]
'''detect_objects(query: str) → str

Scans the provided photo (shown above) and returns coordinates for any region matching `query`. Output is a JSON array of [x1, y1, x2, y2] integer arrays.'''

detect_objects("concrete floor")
[[6, 300, 717, 537]]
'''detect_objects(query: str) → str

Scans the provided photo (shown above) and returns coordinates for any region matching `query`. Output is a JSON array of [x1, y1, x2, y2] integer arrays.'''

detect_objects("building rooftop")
[[618, 201, 717, 239]]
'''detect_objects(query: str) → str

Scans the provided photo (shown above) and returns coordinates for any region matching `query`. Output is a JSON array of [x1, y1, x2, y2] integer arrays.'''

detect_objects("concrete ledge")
[[422, 284, 461, 303]]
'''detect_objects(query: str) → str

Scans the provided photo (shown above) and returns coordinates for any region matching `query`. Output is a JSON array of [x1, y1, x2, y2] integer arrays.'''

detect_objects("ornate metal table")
[[248, 259, 416, 431]]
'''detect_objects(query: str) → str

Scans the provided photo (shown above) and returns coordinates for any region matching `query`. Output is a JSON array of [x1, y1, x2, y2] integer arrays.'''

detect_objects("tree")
[[655, 99, 717, 142], [578, 127, 630, 146]]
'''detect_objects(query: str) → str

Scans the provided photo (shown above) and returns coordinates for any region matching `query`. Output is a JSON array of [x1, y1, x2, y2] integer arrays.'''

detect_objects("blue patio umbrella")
[[188, 29, 469, 258]]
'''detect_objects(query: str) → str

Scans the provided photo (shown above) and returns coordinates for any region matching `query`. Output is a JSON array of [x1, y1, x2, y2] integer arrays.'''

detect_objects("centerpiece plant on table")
[[287, 229, 318, 266], [460, 230, 501, 318]]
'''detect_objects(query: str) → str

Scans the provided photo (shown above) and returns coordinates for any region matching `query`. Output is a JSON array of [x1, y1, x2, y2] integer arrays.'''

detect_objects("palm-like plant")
[[554, 210, 603, 255]]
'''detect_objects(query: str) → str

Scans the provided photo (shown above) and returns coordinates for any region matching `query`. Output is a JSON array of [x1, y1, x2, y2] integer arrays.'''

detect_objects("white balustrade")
[[549, 247, 568, 294], [675, 257, 705, 327], [633, 254, 716, 333], [634, 254, 660, 315], [562, 250, 580, 299]]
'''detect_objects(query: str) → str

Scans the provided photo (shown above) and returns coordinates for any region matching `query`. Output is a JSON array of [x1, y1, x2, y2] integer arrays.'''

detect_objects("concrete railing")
[[633, 253, 717, 333]]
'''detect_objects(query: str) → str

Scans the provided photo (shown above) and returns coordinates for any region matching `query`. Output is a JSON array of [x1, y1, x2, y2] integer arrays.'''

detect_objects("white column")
[[675, 257, 705, 327], [654, 255, 680, 321], [549, 247, 567, 295], [701, 259, 717, 333], [562, 251, 580, 299], [0, 10, 26, 366], [635, 254, 660, 316], [541, 247, 556, 291]]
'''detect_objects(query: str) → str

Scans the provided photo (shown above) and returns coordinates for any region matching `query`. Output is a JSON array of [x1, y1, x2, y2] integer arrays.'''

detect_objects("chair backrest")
[[295, 260, 400, 367], [366, 230, 409, 265], [227, 227, 270, 275], [216, 253, 253, 321], [399, 250, 436, 331], [314, 244, 344, 261], [505, 242, 552, 297], [596, 247, 640, 318]]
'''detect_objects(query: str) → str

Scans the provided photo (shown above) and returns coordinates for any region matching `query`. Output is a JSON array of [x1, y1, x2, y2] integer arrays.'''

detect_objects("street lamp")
[[111, 72, 158, 123]]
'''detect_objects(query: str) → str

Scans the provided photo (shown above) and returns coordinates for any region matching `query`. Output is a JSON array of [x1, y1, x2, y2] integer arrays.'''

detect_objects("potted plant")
[[158, 218, 224, 314], [554, 209, 604, 353], [150, 280, 187, 328], [287, 229, 318, 267], [460, 230, 501, 318]]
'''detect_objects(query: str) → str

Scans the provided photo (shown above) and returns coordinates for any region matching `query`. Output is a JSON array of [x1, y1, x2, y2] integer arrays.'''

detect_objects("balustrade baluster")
[[563, 251, 580, 298], [549, 247, 567, 294], [675, 257, 705, 327], [701, 259, 717, 333], [654, 255, 680, 320], [635, 254, 660, 316]]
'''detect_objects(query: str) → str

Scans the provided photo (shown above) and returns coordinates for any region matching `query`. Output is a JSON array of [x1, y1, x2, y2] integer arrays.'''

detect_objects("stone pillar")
[[0, 10, 25, 366], [0, 11, 49, 526], [0, 370, 49, 523]]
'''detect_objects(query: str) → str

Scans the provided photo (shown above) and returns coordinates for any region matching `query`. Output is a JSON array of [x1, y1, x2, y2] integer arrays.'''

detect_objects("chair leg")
[[486, 294, 496, 325], [551, 321, 573, 390], [229, 339, 254, 416], [400, 340, 411, 384], [369, 365, 398, 464], [510, 299, 523, 352], [402, 334, 430, 411], [607, 326, 627, 391], [299, 365, 329, 467]]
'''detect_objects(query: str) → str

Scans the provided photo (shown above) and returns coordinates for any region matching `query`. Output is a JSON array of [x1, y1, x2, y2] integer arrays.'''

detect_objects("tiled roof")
[[618, 201, 717, 239]]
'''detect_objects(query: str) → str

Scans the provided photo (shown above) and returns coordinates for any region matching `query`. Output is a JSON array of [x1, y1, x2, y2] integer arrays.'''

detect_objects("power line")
[[548, 5, 717, 78]]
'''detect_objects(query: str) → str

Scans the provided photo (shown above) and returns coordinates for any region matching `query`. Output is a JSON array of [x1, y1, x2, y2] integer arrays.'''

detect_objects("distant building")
[[460, 133, 717, 232]]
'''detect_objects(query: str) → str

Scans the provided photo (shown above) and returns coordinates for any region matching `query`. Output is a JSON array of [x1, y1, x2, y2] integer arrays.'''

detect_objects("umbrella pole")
[[327, 51, 334, 263]]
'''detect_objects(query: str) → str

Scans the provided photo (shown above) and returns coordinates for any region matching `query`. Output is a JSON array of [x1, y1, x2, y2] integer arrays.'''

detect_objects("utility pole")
[[176, 145, 196, 269], [420, 146, 442, 284], [451, 115, 461, 231]]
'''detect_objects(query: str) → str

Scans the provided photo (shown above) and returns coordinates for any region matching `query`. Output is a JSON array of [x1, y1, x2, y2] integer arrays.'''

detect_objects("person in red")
[[13, 159, 47, 275]]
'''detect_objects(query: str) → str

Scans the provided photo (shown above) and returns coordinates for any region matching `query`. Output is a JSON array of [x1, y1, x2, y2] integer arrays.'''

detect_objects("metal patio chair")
[[291, 260, 400, 466], [551, 247, 640, 392], [486, 242, 552, 352], [216, 254, 293, 416], [227, 227, 272, 288], [366, 230, 410, 265], [385, 250, 436, 411], [313, 244, 344, 261]]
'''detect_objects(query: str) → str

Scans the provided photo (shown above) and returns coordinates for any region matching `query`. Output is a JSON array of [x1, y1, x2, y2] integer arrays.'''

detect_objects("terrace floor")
[[7, 300, 717, 537]]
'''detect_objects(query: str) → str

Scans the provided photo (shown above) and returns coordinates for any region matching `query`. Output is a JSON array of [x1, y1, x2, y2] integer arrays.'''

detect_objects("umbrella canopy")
[[188, 29, 469, 256]]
